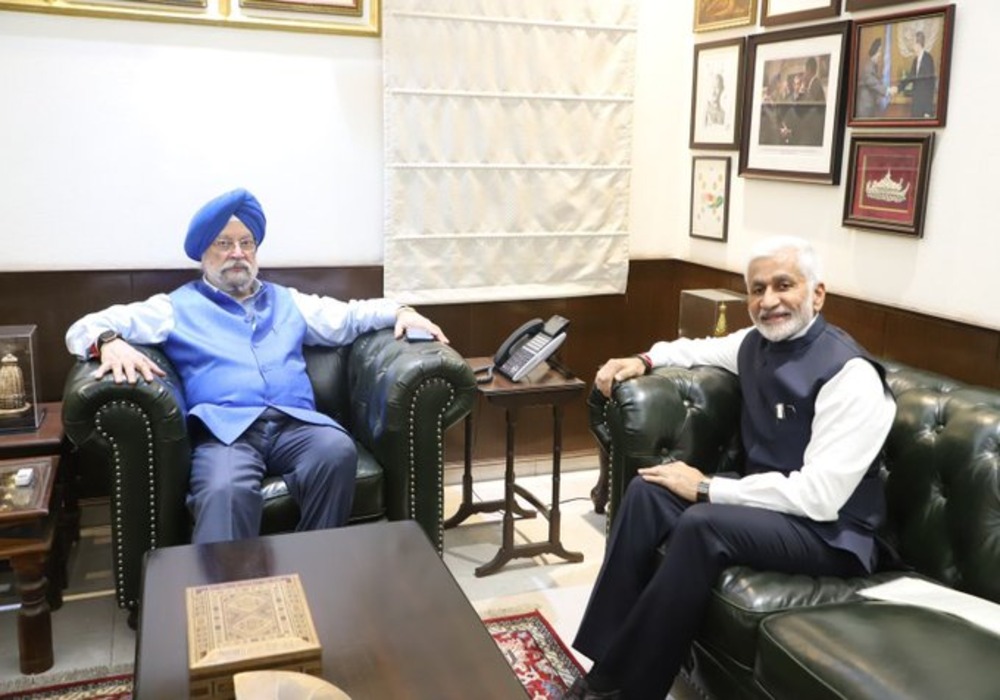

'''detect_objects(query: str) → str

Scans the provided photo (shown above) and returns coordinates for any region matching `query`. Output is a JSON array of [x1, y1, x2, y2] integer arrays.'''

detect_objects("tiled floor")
[[0, 460, 700, 698]]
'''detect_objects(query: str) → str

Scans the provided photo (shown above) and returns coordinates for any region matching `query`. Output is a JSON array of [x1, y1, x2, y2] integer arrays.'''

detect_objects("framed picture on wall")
[[739, 21, 851, 184], [842, 132, 935, 238], [690, 156, 732, 242], [847, 5, 955, 128], [694, 0, 757, 32], [690, 39, 746, 150], [762, 0, 840, 28], [845, 0, 919, 10]]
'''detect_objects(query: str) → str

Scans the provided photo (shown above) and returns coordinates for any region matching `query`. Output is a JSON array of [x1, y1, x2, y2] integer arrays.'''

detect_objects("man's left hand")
[[638, 461, 707, 502], [394, 307, 450, 344]]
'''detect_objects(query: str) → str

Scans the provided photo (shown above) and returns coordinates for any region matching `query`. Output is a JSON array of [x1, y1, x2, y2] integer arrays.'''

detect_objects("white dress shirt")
[[645, 324, 896, 521], [65, 281, 400, 359]]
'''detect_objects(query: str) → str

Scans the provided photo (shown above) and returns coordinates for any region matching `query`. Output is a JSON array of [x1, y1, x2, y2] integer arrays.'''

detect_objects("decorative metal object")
[[0, 352, 31, 415]]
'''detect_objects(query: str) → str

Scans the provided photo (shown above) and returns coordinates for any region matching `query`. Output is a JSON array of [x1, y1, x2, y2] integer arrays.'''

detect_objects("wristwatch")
[[96, 330, 122, 353], [696, 479, 711, 504]]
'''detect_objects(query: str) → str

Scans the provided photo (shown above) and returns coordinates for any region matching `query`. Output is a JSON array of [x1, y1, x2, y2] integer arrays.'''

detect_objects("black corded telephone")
[[492, 315, 570, 382]]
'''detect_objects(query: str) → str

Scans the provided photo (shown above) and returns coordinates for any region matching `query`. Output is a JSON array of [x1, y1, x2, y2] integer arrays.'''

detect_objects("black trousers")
[[573, 478, 868, 700]]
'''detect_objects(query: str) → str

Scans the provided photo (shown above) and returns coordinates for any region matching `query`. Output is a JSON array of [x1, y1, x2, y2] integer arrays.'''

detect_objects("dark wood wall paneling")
[[4, 261, 999, 471]]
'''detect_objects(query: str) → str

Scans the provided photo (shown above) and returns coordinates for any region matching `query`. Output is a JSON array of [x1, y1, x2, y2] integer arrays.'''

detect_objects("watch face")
[[98, 330, 119, 346]]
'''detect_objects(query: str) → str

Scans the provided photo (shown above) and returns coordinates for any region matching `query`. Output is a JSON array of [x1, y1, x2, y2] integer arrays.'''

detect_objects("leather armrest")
[[344, 329, 477, 550], [62, 346, 191, 610], [598, 365, 743, 519]]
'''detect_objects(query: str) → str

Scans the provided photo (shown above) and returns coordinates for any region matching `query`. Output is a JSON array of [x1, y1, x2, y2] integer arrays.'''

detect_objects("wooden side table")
[[444, 357, 585, 576], [0, 456, 59, 674]]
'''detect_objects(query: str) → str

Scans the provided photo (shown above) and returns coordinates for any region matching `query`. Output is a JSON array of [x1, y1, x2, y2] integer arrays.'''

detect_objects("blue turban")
[[184, 188, 266, 261]]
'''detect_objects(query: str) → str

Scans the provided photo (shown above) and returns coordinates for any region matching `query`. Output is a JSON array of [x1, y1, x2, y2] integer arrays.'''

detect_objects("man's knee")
[[321, 428, 358, 469], [301, 427, 357, 478]]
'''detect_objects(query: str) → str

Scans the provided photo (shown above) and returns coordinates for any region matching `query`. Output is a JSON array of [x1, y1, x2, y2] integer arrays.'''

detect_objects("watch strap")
[[696, 479, 711, 503]]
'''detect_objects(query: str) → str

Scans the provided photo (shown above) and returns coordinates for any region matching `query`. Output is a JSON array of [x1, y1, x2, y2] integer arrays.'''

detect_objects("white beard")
[[754, 294, 815, 342]]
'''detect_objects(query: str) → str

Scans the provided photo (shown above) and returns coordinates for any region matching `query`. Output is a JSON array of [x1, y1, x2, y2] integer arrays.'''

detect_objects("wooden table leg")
[[445, 410, 535, 532], [12, 551, 54, 674], [476, 407, 521, 577]]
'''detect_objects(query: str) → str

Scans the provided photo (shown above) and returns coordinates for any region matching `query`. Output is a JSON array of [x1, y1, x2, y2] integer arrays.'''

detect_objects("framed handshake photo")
[[847, 5, 955, 128]]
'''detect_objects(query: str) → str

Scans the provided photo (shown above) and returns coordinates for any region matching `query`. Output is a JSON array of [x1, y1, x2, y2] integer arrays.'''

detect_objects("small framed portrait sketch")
[[690, 39, 745, 150], [739, 21, 851, 184], [690, 156, 732, 242], [843, 132, 935, 238], [761, 0, 841, 28], [847, 5, 955, 128], [694, 0, 757, 32]]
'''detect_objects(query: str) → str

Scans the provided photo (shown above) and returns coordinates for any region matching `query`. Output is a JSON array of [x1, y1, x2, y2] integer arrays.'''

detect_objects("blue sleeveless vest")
[[737, 315, 888, 571], [164, 280, 337, 445]]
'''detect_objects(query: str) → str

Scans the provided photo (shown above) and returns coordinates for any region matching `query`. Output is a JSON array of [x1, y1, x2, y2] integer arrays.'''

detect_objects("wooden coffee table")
[[135, 521, 526, 699]]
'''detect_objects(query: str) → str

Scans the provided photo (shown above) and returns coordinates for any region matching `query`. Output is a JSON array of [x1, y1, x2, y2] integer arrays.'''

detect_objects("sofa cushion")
[[756, 601, 1000, 700], [697, 566, 909, 670]]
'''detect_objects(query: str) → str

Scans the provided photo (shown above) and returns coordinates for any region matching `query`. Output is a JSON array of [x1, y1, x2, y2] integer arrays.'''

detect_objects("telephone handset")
[[493, 315, 570, 382]]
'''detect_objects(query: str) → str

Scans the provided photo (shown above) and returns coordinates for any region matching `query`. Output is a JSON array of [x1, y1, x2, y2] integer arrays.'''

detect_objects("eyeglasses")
[[212, 237, 257, 253]]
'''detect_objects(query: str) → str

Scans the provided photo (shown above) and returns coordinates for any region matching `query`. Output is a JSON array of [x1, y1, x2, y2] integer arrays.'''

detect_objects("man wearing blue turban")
[[65, 188, 447, 544]]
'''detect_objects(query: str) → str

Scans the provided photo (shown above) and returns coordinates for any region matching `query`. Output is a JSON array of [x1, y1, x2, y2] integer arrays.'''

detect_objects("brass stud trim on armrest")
[[406, 377, 455, 555], [96, 400, 155, 612]]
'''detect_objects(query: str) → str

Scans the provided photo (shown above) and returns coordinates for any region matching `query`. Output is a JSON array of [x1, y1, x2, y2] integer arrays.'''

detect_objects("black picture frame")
[[843, 132, 935, 237], [845, 0, 918, 11], [690, 38, 746, 150], [846, 4, 955, 128], [690, 156, 732, 242], [738, 20, 851, 184]]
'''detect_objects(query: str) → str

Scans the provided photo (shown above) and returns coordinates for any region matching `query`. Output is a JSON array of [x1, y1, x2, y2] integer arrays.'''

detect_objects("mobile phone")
[[405, 327, 436, 342]]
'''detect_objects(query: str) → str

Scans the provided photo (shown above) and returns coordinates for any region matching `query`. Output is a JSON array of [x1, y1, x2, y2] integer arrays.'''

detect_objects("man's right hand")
[[94, 339, 167, 384], [594, 357, 647, 398]]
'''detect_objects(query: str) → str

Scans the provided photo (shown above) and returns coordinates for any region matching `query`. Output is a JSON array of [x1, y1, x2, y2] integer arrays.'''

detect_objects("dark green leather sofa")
[[589, 360, 1000, 699], [62, 329, 476, 621]]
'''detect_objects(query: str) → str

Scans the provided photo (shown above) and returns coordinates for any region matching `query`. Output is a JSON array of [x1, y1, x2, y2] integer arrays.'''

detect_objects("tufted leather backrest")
[[881, 363, 1000, 603], [303, 344, 351, 428]]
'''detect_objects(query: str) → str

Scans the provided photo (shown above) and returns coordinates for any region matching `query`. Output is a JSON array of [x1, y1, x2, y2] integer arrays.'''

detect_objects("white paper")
[[858, 576, 1000, 636]]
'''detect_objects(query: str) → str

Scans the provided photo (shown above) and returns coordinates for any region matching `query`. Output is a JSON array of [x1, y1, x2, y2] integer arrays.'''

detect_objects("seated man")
[[65, 188, 447, 545], [567, 236, 896, 700]]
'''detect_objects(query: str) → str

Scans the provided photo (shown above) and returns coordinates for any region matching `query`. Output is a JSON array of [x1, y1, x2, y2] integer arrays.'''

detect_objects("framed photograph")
[[690, 39, 746, 150], [738, 21, 851, 184], [241, 0, 359, 16], [690, 157, 732, 242], [847, 5, 955, 127], [762, 0, 840, 27], [842, 132, 934, 237], [845, 0, 918, 10], [695, 0, 757, 32], [0, 0, 378, 35]]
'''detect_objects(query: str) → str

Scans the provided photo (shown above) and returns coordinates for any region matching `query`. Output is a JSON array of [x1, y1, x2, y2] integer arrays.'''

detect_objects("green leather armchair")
[[62, 329, 476, 620], [589, 360, 1000, 699]]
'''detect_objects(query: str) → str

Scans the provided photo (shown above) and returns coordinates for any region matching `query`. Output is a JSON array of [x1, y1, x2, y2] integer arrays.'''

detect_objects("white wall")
[[629, 0, 1000, 329], [0, 12, 383, 270], [1, 0, 998, 329]]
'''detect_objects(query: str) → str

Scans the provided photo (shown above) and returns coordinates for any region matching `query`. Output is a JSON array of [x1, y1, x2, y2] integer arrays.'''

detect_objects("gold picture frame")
[[0, 0, 379, 36], [694, 0, 758, 33]]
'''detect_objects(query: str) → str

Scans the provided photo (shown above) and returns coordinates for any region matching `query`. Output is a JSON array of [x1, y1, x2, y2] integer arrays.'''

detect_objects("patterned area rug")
[[484, 609, 585, 699], [0, 610, 581, 700], [0, 673, 131, 700]]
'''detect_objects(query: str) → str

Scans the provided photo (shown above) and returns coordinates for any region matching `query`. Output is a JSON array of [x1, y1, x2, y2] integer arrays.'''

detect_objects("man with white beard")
[[564, 235, 896, 700]]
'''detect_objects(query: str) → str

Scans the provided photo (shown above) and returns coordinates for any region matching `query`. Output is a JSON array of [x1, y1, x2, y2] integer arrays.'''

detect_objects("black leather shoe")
[[560, 676, 622, 700]]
